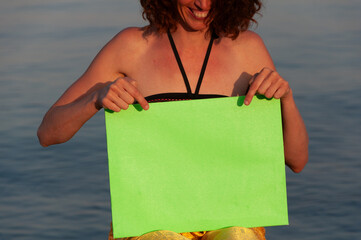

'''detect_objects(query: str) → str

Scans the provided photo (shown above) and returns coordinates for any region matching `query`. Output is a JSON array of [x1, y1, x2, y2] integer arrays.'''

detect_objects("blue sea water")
[[0, 0, 360, 239]]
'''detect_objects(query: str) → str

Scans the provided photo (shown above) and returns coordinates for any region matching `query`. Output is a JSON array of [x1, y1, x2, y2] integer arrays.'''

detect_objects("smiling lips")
[[188, 7, 209, 20]]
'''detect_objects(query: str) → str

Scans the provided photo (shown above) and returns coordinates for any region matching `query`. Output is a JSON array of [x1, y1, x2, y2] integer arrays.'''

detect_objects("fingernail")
[[144, 104, 149, 110], [244, 100, 249, 105]]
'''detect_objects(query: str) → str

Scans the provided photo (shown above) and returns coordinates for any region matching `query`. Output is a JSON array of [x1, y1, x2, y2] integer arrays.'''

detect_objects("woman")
[[38, 0, 309, 239]]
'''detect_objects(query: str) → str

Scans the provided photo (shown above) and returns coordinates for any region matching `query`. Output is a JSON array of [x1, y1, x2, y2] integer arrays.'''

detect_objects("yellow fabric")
[[201, 227, 266, 240], [180, 228, 266, 240], [108, 223, 266, 240], [180, 231, 207, 239]]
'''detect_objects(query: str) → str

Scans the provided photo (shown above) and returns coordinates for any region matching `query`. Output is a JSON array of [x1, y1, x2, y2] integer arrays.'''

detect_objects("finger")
[[115, 87, 135, 105], [122, 81, 149, 110], [119, 91, 135, 105], [248, 73, 259, 86], [108, 92, 130, 110], [114, 78, 149, 110], [109, 83, 134, 104], [244, 70, 272, 105], [102, 98, 121, 112], [257, 77, 273, 95], [257, 69, 281, 94], [248, 75, 254, 86], [244, 84, 256, 106], [263, 78, 282, 99], [274, 82, 290, 99], [264, 85, 279, 99]]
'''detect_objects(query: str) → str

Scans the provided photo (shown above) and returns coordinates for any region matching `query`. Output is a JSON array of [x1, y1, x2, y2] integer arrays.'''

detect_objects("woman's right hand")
[[95, 77, 149, 112], [38, 28, 150, 146]]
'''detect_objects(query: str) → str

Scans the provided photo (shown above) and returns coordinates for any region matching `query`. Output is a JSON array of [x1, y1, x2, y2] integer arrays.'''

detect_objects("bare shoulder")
[[110, 27, 146, 52], [52, 27, 148, 106], [233, 30, 276, 72], [102, 27, 146, 66], [79, 26, 152, 80], [233, 30, 266, 50], [238, 30, 263, 42]]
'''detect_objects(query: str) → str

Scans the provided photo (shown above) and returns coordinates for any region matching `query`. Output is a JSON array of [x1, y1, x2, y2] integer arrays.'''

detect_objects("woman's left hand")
[[243, 67, 308, 172], [244, 67, 291, 105]]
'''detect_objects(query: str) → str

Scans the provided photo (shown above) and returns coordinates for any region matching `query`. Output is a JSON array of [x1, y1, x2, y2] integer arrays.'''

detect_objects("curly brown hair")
[[140, 0, 262, 39]]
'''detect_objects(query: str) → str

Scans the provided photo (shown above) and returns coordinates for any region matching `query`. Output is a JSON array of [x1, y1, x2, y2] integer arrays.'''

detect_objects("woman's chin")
[[180, 20, 209, 32]]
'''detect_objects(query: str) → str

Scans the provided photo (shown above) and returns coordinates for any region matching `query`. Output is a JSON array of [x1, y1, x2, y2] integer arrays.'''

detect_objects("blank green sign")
[[105, 96, 288, 238]]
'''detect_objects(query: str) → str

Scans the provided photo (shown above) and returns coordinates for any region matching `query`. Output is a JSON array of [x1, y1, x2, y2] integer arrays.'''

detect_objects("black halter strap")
[[167, 30, 215, 96]]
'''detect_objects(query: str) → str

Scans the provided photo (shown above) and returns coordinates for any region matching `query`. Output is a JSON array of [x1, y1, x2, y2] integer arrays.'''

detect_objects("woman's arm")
[[37, 28, 149, 147], [279, 90, 308, 172], [242, 32, 309, 173]]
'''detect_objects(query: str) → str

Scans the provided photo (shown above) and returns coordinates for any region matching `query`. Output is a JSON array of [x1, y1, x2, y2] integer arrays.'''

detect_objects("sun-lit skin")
[[36, 2, 309, 239], [37, 0, 308, 174]]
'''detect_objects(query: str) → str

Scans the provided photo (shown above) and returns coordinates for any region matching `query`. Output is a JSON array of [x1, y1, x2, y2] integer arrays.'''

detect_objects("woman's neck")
[[171, 25, 211, 49]]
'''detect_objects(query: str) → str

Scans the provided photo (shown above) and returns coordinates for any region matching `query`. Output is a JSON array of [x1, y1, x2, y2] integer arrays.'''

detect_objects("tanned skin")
[[38, 0, 308, 173]]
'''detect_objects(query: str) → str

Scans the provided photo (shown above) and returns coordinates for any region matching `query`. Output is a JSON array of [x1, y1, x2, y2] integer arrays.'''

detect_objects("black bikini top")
[[145, 30, 227, 103]]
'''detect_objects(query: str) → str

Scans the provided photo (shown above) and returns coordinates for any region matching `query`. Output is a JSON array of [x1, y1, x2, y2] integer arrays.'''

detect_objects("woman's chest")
[[128, 41, 254, 97]]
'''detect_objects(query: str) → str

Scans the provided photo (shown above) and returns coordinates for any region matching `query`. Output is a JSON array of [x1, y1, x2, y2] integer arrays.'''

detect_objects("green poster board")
[[105, 96, 288, 238]]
